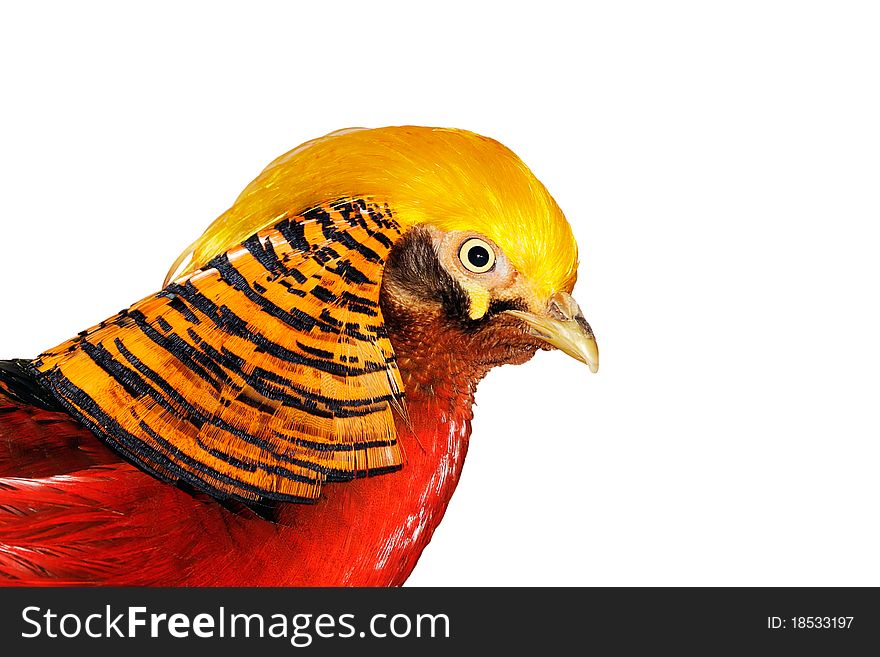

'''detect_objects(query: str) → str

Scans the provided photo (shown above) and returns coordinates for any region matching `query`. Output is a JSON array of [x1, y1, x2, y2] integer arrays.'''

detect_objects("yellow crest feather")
[[167, 126, 578, 298]]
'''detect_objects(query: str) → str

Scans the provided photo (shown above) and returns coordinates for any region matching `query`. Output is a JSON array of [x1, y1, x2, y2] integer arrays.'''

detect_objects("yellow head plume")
[[167, 126, 579, 299]]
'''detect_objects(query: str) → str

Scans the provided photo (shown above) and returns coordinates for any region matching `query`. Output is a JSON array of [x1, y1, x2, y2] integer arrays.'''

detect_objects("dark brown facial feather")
[[382, 226, 471, 323], [380, 227, 546, 407]]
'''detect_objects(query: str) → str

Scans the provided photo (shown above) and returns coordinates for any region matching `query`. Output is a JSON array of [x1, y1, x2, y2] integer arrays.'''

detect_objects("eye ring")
[[459, 238, 496, 274]]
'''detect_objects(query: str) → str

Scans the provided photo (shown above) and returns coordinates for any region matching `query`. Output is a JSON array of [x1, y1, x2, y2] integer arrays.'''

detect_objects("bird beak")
[[505, 291, 599, 373]]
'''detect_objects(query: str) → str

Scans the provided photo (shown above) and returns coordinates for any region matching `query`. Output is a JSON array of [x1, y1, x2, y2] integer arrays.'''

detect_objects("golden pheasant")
[[0, 126, 598, 585]]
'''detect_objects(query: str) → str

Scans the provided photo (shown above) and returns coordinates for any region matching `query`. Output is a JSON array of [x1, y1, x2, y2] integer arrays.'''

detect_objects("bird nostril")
[[547, 291, 581, 322]]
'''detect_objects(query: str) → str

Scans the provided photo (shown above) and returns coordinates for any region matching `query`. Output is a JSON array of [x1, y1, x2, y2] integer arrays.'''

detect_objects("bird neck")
[[395, 385, 474, 514], [396, 377, 475, 486], [265, 372, 475, 587], [253, 307, 503, 586]]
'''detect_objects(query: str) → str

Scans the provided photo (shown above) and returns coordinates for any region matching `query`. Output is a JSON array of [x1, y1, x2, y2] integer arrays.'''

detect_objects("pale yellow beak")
[[506, 291, 599, 373]]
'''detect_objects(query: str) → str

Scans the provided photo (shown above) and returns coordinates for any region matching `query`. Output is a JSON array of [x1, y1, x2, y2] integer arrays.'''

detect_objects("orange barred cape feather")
[[32, 198, 406, 503]]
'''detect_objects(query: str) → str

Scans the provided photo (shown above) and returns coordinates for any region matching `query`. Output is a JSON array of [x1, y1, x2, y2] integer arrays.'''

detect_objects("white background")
[[1, 2, 878, 586]]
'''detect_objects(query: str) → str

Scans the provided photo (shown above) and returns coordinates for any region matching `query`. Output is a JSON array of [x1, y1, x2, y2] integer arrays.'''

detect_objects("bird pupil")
[[468, 245, 490, 268]]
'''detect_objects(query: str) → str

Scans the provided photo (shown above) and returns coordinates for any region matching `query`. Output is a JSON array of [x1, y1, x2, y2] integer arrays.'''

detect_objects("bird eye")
[[458, 238, 496, 274]]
